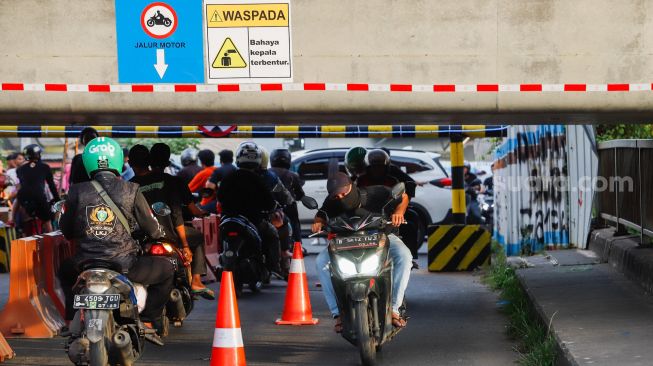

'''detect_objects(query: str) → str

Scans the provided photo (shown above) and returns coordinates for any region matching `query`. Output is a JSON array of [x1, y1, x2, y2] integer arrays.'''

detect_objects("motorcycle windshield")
[[328, 213, 384, 233]]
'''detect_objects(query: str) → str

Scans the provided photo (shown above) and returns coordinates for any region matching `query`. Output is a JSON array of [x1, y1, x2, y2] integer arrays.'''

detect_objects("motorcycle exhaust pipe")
[[169, 289, 187, 321], [112, 330, 135, 366]]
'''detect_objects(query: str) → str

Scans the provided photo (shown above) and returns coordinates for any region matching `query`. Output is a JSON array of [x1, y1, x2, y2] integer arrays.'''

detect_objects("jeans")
[[315, 234, 412, 317]]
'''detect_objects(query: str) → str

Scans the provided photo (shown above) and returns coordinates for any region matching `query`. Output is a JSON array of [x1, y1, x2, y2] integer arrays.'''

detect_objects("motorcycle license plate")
[[332, 233, 379, 251], [73, 294, 120, 310]]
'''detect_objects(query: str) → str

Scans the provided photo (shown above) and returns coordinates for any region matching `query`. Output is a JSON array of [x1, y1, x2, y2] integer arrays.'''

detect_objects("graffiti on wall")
[[493, 125, 569, 256]]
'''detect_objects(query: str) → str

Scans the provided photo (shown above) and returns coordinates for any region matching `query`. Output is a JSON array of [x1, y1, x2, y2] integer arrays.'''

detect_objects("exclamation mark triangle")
[[209, 10, 223, 23], [212, 38, 247, 68]]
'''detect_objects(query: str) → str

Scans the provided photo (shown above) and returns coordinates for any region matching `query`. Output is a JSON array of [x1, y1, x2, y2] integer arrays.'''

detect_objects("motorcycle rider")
[[313, 172, 412, 332], [130, 143, 214, 299], [269, 148, 305, 245], [217, 142, 288, 276], [204, 149, 237, 213], [69, 127, 99, 185], [58, 137, 173, 339], [15, 144, 60, 233], [356, 149, 421, 269], [177, 148, 202, 186], [188, 149, 216, 208]]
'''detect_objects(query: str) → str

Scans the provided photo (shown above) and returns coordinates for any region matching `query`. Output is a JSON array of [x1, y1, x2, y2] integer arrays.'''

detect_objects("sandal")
[[192, 287, 216, 300], [392, 312, 407, 328], [334, 316, 343, 333]]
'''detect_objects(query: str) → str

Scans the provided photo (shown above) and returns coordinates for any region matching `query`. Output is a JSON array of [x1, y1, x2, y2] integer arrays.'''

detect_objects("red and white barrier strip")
[[2, 82, 653, 93]]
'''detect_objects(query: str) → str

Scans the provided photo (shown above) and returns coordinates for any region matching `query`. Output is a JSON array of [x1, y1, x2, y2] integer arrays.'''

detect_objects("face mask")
[[336, 187, 361, 212]]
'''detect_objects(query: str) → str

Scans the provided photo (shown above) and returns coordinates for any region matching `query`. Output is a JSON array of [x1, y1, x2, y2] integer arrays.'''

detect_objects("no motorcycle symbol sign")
[[141, 2, 178, 39]]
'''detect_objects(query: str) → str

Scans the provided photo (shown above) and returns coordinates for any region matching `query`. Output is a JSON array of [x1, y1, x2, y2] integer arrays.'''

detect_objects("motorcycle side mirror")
[[301, 196, 319, 210], [51, 200, 66, 214], [199, 187, 214, 198], [151, 202, 171, 216], [391, 182, 406, 199]]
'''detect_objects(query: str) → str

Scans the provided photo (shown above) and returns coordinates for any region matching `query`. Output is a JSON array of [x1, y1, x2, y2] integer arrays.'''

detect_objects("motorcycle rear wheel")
[[354, 299, 376, 366]]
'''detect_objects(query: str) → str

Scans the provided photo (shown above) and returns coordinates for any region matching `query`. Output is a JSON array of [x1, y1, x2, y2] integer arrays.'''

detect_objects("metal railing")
[[597, 139, 653, 238]]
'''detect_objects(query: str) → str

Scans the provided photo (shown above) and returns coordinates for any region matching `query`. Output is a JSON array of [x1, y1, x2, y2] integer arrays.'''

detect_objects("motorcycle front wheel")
[[163, 19, 172, 27], [354, 299, 376, 366]]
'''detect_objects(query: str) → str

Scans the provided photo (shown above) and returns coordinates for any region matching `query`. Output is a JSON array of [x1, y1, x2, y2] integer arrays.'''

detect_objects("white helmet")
[[236, 141, 262, 168]]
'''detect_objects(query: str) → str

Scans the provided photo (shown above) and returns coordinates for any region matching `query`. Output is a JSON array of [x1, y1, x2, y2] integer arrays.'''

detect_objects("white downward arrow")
[[154, 49, 168, 79]]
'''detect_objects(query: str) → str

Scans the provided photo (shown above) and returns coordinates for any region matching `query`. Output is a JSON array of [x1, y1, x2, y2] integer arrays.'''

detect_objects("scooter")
[[142, 202, 194, 336], [61, 202, 170, 366], [314, 183, 406, 366], [218, 195, 318, 296]]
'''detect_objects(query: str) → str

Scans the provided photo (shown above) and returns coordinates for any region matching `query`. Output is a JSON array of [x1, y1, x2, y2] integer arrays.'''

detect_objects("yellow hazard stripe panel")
[[450, 141, 464, 167], [275, 126, 299, 138], [427, 224, 491, 272]]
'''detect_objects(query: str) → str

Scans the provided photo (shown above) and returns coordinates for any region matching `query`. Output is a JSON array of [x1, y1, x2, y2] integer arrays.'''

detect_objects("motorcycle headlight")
[[336, 257, 357, 276], [481, 203, 490, 211], [359, 254, 380, 275]]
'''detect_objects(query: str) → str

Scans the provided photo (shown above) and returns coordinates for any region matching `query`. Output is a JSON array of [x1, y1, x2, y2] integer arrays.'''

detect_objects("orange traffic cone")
[[276, 242, 319, 325], [210, 271, 246, 366]]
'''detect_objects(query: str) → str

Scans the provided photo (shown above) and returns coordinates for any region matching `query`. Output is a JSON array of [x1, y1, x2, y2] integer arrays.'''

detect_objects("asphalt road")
[[2, 243, 517, 366]]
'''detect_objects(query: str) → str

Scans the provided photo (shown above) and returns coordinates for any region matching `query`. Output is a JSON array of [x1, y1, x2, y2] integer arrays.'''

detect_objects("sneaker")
[[411, 260, 419, 270]]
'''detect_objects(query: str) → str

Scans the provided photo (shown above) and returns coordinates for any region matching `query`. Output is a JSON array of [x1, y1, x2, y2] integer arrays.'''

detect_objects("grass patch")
[[483, 243, 557, 366]]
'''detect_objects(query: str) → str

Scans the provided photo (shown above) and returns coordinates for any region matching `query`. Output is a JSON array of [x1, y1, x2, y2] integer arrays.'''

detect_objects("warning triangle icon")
[[212, 38, 247, 68], [209, 10, 223, 23]]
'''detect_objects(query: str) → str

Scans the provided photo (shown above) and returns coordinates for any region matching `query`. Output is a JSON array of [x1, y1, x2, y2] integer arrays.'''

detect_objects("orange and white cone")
[[276, 242, 319, 325], [210, 271, 246, 366]]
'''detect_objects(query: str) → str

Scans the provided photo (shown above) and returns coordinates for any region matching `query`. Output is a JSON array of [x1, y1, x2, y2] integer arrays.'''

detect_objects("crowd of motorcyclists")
[[0, 130, 493, 358]]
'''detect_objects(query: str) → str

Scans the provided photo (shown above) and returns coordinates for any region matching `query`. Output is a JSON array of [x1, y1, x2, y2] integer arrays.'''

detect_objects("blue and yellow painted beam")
[[0, 125, 507, 138]]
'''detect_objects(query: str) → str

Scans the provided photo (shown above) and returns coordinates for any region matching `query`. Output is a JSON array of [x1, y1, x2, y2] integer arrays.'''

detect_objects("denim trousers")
[[315, 234, 413, 317]]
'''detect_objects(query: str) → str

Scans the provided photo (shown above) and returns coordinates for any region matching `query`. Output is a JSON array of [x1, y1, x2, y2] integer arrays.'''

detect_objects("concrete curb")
[[514, 270, 576, 366], [589, 228, 653, 294]]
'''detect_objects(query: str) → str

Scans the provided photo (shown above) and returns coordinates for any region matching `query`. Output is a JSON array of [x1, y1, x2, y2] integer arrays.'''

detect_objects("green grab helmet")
[[82, 137, 124, 177], [344, 146, 368, 176]]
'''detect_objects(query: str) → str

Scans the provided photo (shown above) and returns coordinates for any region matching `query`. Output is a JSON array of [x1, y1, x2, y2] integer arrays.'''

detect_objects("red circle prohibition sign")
[[141, 2, 178, 39]]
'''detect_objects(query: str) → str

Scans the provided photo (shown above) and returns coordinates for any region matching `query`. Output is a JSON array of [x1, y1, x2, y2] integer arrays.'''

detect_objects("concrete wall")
[[2, 0, 653, 124]]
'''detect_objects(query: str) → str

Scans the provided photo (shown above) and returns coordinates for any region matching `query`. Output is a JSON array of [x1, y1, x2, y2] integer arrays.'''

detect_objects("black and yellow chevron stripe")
[[0, 125, 507, 138], [427, 224, 491, 272], [0, 227, 16, 273]]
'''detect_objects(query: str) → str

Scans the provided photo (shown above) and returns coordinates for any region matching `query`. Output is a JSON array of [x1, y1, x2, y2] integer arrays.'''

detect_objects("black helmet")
[[23, 144, 42, 161], [270, 149, 292, 168], [464, 161, 471, 171], [180, 148, 198, 166], [365, 149, 390, 167]]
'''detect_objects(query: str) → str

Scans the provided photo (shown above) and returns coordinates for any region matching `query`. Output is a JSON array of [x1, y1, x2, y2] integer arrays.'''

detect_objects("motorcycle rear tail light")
[[228, 232, 238, 237], [149, 244, 167, 255]]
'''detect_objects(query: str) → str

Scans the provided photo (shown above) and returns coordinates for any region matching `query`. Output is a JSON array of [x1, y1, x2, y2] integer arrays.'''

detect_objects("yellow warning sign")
[[206, 4, 289, 28], [212, 38, 247, 68], [209, 9, 223, 23]]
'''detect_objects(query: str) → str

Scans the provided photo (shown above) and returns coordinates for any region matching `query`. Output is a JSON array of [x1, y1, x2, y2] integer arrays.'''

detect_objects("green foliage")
[[483, 242, 557, 366], [595, 124, 653, 142], [116, 138, 200, 155]]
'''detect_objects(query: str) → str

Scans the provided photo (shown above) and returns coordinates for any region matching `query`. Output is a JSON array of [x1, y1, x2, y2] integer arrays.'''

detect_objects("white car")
[[290, 148, 452, 239]]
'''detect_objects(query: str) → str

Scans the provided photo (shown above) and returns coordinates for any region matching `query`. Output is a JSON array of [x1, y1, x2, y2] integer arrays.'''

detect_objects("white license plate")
[[73, 294, 120, 310]]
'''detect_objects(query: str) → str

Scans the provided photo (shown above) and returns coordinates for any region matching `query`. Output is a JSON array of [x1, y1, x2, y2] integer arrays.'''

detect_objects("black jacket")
[[270, 167, 305, 200], [60, 171, 163, 270], [217, 169, 276, 223]]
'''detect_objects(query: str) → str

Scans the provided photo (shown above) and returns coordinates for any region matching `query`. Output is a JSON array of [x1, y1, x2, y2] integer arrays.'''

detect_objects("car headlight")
[[359, 254, 380, 275], [336, 257, 357, 276]]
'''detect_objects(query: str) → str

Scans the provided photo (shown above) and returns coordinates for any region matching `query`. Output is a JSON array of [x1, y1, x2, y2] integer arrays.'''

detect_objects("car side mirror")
[[301, 196, 319, 210], [151, 202, 171, 216]]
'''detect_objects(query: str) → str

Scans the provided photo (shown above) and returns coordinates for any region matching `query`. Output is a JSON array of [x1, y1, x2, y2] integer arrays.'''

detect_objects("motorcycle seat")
[[78, 258, 124, 273]]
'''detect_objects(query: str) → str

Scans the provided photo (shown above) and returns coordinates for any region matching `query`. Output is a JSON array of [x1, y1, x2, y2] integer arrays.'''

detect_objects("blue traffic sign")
[[115, 0, 204, 83]]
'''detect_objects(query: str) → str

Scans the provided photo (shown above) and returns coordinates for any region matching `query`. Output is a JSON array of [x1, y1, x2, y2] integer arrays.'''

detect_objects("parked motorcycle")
[[313, 183, 407, 366], [219, 195, 318, 296]]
